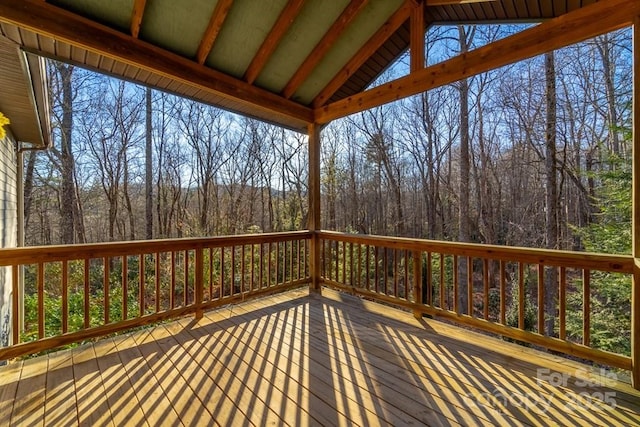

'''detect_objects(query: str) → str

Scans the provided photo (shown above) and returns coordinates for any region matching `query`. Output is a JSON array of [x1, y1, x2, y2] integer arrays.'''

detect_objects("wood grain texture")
[[1, 288, 638, 425]]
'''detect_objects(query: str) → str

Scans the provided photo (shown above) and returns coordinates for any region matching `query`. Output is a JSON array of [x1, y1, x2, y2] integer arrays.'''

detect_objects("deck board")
[[1, 287, 639, 426]]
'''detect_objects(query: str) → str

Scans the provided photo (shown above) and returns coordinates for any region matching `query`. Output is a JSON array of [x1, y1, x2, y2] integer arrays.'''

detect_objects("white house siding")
[[0, 130, 17, 348]]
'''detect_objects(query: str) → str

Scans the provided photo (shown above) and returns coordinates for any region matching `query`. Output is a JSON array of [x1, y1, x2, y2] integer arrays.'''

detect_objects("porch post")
[[308, 122, 322, 293], [632, 15, 640, 389]]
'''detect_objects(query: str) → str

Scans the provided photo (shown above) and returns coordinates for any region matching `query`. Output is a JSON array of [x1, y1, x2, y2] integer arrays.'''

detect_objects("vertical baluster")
[[393, 249, 399, 298], [184, 251, 189, 305], [365, 245, 370, 291], [231, 246, 236, 295], [140, 254, 146, 315], [220, 247, 226, 297], [12, 265, 18, 344], [440, 254, 445, 310], [104, 258, 110, 324], [413, 250, 422, 311], [155, 253, 160, 313], [84, 259, 90, 329], [241, 244, 246, 292], [38, 262, 44, 339], [404, 250, 409, 300], [349, 242, 354, 286], [251, 244, 255, 292], [374, 246, 380, 293], [518, 263, 525, 330], [425, 252, 431, 306], [170, 251, 176, 309], [583, 269, 591, 346], [297, 239, 301, 281], [559, 266, 566, 340], [123, 256, 128, 320], [259, 244, 264, 289], [290, 239, 294, 283], [538, 264, 545, 335], [195, 247, 203, 319], [499, 260, 506, 325], [342, 241, 346, 285], [268, 242, 272, 287], [483, 259, 489, 320], [357, 244, 362, 289], [209, 248, 214, 301], [383, 248, 388, 295], [467, 257, 473, 316], [453, 256, 459, 315], [62, 260, 68, 334]]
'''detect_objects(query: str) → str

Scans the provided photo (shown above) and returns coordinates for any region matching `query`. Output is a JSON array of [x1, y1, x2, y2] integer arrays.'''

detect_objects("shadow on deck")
[[1, 287, 639, 426]]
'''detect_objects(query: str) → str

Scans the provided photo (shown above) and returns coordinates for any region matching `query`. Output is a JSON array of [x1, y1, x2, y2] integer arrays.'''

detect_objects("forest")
[[20, 25, 633, 357]]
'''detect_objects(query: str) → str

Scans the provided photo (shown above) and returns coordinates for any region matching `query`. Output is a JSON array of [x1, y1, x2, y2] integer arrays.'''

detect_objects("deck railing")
[[0, 231, 311, 360], [318, 231, 635, 373], [1, 228, 636, 380]]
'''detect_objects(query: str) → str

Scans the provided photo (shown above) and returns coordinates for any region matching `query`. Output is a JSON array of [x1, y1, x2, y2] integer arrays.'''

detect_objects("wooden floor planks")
[[1, 287, 639, 426]]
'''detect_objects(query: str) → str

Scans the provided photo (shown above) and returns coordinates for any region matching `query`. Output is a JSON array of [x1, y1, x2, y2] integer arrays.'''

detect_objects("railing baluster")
[[518, 263, 525, 330], [342, 241, 346, 285], [170, 251, 176, 309], [259, 244, 264, 289], [426, 252, 432, 306], [104, 258, 110, 325], [365, 245, 370, 291], [62, 260, 68, 334], [268, 242, 272, 287], [140, 254, 146, 315], [209, 248, 214, 301], [499, 260, 506, 325], [195, 247, 203, 319], [394, 249, 399, 297], [404, 250, 409, 300], [440, 253, 445, 310], [538, 264, 545, 335], [559, 266, 566, 340], [413, 250, 422, 311], [251, 244, 255, 292], [84, 259, 90, 329], [241, 244, 246, 292], [155, 253, 160, 313], [38, 262, 44, 339], [583, 269, 591, 346], [123, 256, 128, 320], [184, 250, 189, 305], [290, 239, 294, 283], [467, 257, 473, 316], [375, 246, 380, 294], [220, 247, 226, 296], [483, 259, 489, 320], [12, 264, 18, 344], [453, 255, 459, 315]]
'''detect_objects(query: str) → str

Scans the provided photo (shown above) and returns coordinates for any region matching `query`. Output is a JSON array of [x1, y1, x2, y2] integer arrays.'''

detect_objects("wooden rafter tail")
[[311, 0, 413, 108], [244, 0, 306, 85], [196, 0, 234, 65], [130, 0, 147, 38], [282, 0, 370, 99]]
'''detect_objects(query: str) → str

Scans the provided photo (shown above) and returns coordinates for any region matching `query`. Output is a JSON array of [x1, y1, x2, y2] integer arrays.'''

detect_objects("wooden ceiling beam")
[[315, 0, 640, 124], [195, 0, 234, 65], [0, 0, 313, 124], [311, 0, 413, 108], [130, 0, 147, 38], [282, 0, 370, 100], [244, 0, 306, 85]]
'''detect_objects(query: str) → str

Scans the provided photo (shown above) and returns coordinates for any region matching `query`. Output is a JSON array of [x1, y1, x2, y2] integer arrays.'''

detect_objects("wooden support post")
[[308, 123, 322, 294], [195, 247, 204, 319], [632, 16, 640, 390]]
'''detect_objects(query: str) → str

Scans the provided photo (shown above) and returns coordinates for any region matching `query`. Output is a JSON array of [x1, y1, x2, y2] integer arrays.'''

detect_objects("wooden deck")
[[1, 288, 639, 426]]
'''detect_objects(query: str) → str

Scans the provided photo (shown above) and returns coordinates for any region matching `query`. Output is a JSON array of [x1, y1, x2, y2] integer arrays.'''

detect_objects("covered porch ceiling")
[[0, 0, 635, 132]]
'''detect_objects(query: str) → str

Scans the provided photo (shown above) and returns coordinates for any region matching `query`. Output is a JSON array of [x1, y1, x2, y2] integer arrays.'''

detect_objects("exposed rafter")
[[315, 0, 640, 123], [244, 0, 306, 85], [195, 0, 234, 65], [410, 0, 424, 72], [311, 0, 413, 108], [0, 0, 313, 125], [130, 0, 147, 38], [282, 0, 370, 99]]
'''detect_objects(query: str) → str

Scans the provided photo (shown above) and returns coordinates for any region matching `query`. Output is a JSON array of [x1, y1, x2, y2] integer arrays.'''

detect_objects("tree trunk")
[[58, 64, 77, 244], [145, 87, 153, 239], [544, 50, 559, 336]]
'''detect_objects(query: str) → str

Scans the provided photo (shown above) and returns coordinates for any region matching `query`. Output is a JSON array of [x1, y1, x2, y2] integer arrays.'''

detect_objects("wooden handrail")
[[0, 231, 312, 360], [318, 231, 635, 374]]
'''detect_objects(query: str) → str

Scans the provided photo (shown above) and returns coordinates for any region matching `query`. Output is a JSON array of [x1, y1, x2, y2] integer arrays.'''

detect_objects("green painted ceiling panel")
[[50, 0, 133, 32], [205, 0, 289, 78], [254, 0, 351, 94], [139, 0, 219, 58], [292, 0, 405, 104]]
